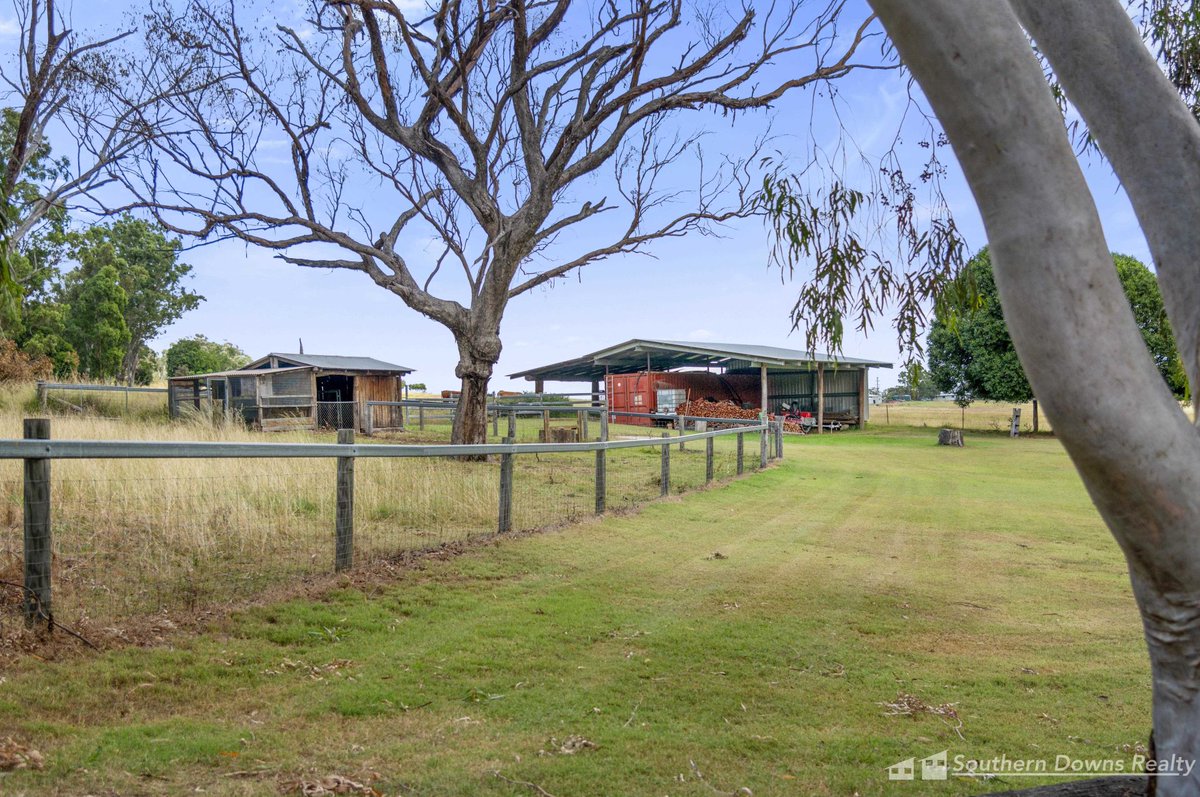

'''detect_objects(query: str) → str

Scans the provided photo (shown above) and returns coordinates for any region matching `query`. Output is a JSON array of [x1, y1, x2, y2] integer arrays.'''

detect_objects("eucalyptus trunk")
[[868, 1, 1200, 793], [450, 327, 502, 447]]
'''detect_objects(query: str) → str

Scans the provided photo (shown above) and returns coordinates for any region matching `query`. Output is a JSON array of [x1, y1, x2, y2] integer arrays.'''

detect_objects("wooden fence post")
[[600, 409, 609, 442], [419, 405, 425, 431], [705, 435, 714, 484], [677, 414, 685, 451], [595, 447, 607, 515], [775, 418, 784, 459], [737, 432, 744, 475], [660, 431, 670, 497], [492, 408, 499, 437], [23, 418, 51, 627], [508, 410, 517, 440], [365, 403, 374, 437], [335, 429, 355, 572], [498, 436, 514, 533], [579, 409, 588, 441], [760, 416, 768, 470], [36, 381, 47, 412], [1010, 408, 1021, 438]]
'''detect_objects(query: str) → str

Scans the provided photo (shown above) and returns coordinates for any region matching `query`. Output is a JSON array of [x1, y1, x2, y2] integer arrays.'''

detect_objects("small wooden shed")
[[168, 352, 414, 432]]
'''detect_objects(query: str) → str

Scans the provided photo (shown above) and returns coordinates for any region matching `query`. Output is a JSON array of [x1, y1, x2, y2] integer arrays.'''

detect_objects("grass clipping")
[[881, 692, 965, 740]]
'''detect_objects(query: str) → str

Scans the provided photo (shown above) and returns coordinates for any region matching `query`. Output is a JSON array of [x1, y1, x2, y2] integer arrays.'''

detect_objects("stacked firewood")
[[673, 399, 760, 421], [673, 400, 808, 433]]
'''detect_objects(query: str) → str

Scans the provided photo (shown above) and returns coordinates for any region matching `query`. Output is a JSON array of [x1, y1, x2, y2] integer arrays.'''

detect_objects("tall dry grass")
[[0, 384, 747, 626], [874, 398, 1195, 432], [872, 399, 1051, 432]]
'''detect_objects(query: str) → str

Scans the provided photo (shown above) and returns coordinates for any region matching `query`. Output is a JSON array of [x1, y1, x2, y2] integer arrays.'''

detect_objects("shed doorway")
[[317, 374, 356, 430]]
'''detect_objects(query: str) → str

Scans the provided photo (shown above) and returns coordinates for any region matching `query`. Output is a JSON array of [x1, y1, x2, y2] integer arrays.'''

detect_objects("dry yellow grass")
[[876, 397, 1195, 432], [874, 399, 1049, 432], [0, 383, 747, 626]]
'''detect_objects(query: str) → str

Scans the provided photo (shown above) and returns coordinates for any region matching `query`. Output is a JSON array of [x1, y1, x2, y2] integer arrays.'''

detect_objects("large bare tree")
[[115, 0, 888, 444], [864, 0, 1200, 793]]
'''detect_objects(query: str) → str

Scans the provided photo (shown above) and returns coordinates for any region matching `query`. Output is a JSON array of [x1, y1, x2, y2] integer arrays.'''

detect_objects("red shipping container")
[[606, 371, 764, 426]]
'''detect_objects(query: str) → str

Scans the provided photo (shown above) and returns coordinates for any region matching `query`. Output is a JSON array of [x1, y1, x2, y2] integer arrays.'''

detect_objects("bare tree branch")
[[116, 0, 890, 443]]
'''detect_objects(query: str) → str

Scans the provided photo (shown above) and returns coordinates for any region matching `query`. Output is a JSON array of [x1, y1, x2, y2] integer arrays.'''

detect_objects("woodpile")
[[673, 399, 759, 421], [673, 400, 807, 433]]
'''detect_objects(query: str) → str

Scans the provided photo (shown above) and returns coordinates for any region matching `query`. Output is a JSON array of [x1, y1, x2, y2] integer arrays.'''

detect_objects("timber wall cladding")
[[357, 375, 404, 430]]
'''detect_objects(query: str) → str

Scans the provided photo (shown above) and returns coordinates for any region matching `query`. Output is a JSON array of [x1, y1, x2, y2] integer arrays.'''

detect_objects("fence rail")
[[37, 382, 169, 395], [37, 381, 170, 420], [0, 425, 765, 459], [5, 418, 781, 631]]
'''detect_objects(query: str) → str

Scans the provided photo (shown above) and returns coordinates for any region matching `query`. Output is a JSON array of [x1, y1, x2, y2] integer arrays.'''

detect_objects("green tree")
[[928, 248, 1187, 404], [64, 217, 201, 385], [1113, 253, 1188, 396], [165, 335, 248, 377], [18, 299, 76, 379], [65, 262, 129, 380], [0, 108, 71, 336], [135, 348, 161, 386]]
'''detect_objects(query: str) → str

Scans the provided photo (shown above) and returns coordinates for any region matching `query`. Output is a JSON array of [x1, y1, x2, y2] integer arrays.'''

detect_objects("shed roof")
[[247, 353, 414, 374], [168, 366, 312, 382], [509, 339, 892, 382]]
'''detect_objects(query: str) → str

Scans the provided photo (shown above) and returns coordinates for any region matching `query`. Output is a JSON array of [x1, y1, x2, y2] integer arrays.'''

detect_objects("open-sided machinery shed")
[[509, 339, 892, 430], [168, 353, 414, 432]]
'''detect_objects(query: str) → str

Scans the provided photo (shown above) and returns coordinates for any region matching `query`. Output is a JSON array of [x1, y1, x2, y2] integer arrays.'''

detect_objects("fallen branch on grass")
[[689, 759, 753, 796], [880, 691, 966, 740], [492, 771, 558, 797], [0, 579, 99, 650]]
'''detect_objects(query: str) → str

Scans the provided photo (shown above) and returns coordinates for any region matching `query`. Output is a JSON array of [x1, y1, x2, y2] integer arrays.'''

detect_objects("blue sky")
[[1, 2, 1152, 392]]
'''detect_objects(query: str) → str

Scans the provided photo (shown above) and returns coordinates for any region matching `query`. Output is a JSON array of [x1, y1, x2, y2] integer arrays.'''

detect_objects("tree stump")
[[938, 428, 964, 446]]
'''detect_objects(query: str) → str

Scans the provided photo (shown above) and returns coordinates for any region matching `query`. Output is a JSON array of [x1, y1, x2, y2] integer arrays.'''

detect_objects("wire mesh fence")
[[0, 421, 775, 635], [37, 382, 169, 421], [316, 401, 357, 430]]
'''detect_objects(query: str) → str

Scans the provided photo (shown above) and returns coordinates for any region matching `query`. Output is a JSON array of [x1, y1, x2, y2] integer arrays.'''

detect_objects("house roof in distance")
[[509, 339, 892, 382], [247, 353, 415, 374]]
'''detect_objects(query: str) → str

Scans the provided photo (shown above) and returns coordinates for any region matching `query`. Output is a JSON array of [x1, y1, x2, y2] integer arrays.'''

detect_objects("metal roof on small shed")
[[509, 339, 892, 382], [248, 353, 414, 374], [167, 366, 312, 383]]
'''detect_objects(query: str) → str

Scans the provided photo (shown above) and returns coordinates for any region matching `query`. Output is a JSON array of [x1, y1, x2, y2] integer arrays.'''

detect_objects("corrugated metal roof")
[[168, 366, 312, 382], [627, 340, 892, 368], [509, 339, 892, 382], [252, 353, 414, 373]]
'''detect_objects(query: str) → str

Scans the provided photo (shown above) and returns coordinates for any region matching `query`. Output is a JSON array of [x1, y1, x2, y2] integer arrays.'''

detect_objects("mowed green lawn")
[[0, 429, 1149, 796]]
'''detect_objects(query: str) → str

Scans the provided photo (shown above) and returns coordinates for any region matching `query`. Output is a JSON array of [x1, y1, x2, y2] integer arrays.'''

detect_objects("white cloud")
[[0, 18, 19, 37]]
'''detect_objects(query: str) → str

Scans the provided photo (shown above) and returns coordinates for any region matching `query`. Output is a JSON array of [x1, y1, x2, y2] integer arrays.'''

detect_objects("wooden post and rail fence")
[[6, 416, 776, 628]]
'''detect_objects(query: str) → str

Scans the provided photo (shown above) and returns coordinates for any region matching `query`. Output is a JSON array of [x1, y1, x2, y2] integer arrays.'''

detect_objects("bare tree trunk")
[[868, 2, 1200, 793], [453, 370, 491, 446], [121, 346, 139, 387], [450, 330, 502, 446]]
